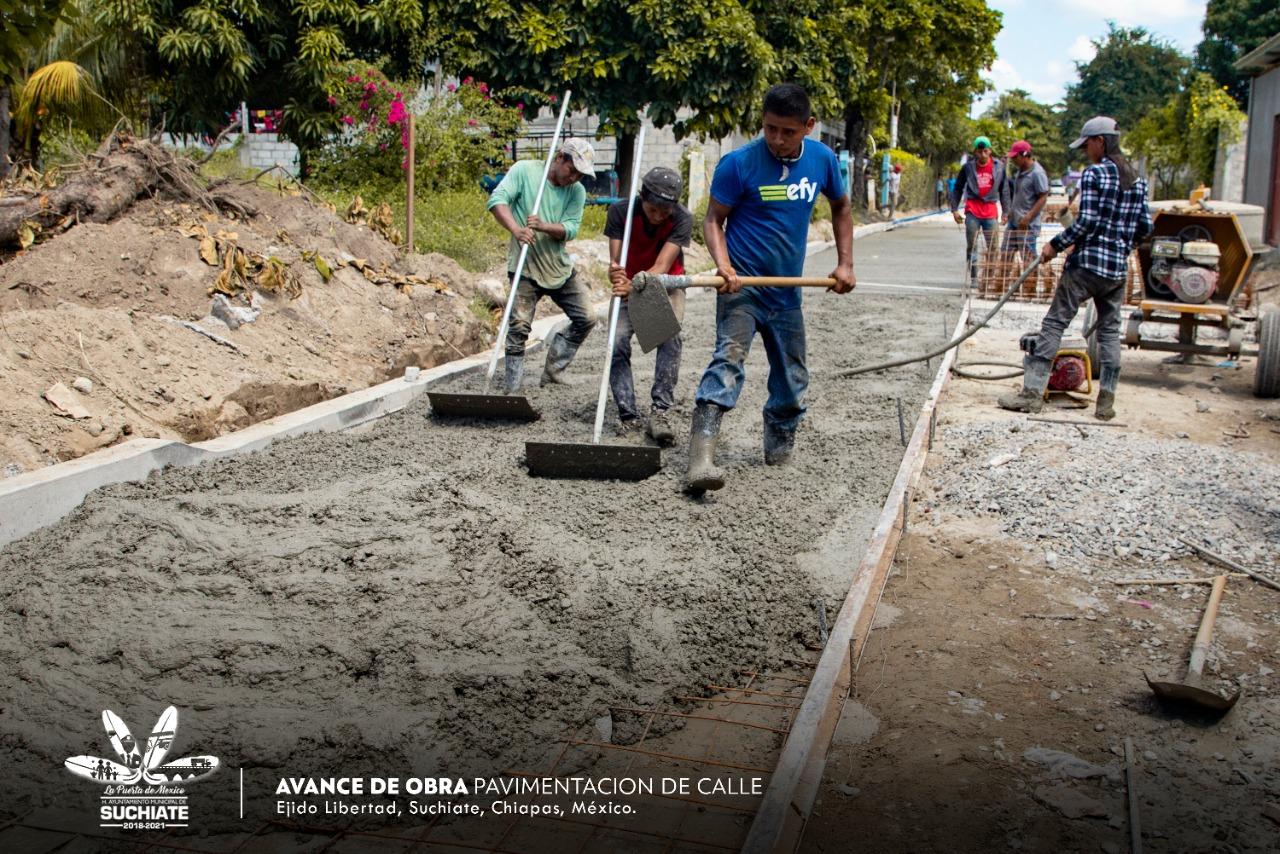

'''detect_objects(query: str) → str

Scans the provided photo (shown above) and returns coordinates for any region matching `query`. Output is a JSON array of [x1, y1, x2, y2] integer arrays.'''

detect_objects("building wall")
[[1243, 66, 1280, 216], [1213, 118, 1248, 203]]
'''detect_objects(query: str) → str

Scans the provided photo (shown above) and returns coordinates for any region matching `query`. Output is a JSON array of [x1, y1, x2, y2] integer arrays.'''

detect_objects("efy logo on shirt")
[[757, 177, 819, 203], [66, 706, 219, 830]]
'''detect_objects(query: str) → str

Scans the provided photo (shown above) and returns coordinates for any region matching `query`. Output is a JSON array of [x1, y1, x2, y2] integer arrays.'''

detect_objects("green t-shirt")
[[486, 159, 585, 289]]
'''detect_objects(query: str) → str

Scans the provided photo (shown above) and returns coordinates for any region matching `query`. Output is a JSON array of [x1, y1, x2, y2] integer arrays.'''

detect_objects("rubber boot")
[[503, 354, 525, 395], [997, 355, 1051, 413], [541, 331, 577, 385], [763, 421, 796, 466], [1096, 365, 1119, 421], [646, 408, 676, 447], [683, 403, 725, 493]]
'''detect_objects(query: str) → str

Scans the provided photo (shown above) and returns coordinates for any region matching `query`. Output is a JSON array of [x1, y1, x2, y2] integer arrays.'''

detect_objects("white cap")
[[1070, 116, 1119, 148], [559, 138, 596, 177]]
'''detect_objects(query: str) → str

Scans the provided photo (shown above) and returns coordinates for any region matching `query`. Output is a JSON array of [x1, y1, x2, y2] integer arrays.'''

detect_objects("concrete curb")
[[0, 216, 933, 548]]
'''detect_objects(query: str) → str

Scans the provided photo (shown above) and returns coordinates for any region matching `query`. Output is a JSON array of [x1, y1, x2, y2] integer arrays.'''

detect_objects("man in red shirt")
[[949, 136, 1005, 285], [605, 167, 693, 445]]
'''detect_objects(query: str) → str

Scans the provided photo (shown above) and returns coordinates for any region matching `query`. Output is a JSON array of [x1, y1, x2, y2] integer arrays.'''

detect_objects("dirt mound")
[[0, 182, 557, 473]]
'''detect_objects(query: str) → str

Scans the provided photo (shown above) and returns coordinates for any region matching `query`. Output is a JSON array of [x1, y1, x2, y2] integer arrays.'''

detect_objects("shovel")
[[526, 126, 661, 480], [1145, 574, 1241, 713], [426, 89, 573, 422], [628, 273, 839, 352]]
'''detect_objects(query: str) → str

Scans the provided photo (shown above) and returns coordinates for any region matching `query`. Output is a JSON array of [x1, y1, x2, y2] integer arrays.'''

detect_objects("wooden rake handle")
[[683, 275, 837, 287], [1187, 574, 1228, 678]]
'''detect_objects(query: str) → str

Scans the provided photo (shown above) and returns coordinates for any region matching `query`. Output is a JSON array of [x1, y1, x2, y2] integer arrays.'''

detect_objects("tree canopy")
[[1061, 24, 1189, 141], [974, 89, 1066, 176], [1195, 0, 1280, 107]]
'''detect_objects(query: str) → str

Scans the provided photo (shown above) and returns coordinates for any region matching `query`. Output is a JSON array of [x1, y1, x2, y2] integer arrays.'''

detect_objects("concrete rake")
[[426, 90, 571, 423]]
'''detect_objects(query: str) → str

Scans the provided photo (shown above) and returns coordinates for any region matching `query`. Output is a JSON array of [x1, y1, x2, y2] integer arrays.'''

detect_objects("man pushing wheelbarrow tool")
[[685, 83, 856, 494], [605, 167, 693, 446], [998, 116, 1151, 421]]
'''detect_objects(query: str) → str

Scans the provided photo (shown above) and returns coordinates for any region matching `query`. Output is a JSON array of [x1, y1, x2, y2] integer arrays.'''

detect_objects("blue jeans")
[[695, 290, 808, 432], [610, 292, 684, 421], [1002, 224, 1040, 255], [965, 213, 997, 280]]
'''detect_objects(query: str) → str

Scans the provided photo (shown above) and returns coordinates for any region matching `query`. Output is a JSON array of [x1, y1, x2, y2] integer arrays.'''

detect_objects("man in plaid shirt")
[[999, 116, 1152, 421]]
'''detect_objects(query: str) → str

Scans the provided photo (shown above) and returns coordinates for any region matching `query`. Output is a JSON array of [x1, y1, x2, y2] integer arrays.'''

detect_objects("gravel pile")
[[925, 420, 1280, 580]]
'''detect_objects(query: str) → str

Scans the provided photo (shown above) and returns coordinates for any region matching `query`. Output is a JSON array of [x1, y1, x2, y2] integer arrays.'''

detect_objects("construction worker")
[[1000, 140, 1050, 289], [998, 116, 1151, 421], [605, 167, 693, 446], [685, 83, 856, 493], [950, 136, 1005, 285], [487, 138, 597, 392]]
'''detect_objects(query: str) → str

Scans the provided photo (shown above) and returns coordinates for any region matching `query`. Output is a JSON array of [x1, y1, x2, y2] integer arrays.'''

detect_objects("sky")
[[972, 0, 1209, 116]]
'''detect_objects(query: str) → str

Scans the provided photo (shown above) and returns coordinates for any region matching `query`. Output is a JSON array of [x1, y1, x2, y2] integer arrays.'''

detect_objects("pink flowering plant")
[[310, 62, 524, 195]]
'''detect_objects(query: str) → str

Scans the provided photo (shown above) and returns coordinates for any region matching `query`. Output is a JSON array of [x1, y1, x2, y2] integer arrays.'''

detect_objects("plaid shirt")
[[1051, 158, 1152, 281]]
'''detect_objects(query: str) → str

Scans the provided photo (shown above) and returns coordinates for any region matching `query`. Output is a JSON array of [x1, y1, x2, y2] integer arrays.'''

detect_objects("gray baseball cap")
[[641, 167, 682, 204], [1070, 116, 1119, 148]]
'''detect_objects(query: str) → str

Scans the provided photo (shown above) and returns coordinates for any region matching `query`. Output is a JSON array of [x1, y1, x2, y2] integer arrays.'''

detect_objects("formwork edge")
[[741, 305, 971, 854]]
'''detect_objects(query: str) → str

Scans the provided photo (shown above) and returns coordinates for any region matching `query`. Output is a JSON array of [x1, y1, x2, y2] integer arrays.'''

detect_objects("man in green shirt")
[[487, 138, 597, 392]]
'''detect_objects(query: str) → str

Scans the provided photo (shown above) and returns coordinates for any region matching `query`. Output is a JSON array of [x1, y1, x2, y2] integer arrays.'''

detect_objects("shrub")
[[885, 148, 931, 211]]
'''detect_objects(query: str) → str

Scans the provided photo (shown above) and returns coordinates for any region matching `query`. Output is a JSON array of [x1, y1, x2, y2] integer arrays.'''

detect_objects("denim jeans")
[[610, 291, 684, 421], [504, 272, 596, 357], [1001, 224, 1040, 256], [1033, 265, 1125, 378], [965, 212, 997, 280], [695, 290, 808, 432]]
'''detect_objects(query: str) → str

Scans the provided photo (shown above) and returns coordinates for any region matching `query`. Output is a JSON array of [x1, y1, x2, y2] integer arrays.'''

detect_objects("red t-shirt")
[[965, 159, 998, 220]]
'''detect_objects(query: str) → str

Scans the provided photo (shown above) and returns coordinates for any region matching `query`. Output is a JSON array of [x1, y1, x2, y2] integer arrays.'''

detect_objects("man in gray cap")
[[604, 166, 693, 445], [998, 116, 1151, 420], [487, 137, 597, 391]]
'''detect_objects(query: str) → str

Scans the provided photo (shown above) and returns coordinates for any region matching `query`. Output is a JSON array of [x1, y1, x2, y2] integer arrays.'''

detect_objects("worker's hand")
[[828, 263, 856, 294], [1039, 242, 1058, 265], [525, 214, 544, 233], [1000, 213, 1009, 226], [716, 263, 741, 294], [952, 211, 963, 225], [512, 225, 536, 245], [609, 263, 631, 298]]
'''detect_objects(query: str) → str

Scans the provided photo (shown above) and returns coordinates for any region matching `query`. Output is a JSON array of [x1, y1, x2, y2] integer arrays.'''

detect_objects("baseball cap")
[[1007, 140, 1032, 157], [560, 138, 596, 177], [640, 167, 682, 205], [972, 136, 991, 150], [1069, 116, 1118, 148]]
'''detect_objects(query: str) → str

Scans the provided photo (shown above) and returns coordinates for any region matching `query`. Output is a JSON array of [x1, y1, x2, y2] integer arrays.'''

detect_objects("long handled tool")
[[1145, 574, 1241, 713], [526, 127, 662, 480], [427, 90, 573, 421], [628, 273, 839, 353]]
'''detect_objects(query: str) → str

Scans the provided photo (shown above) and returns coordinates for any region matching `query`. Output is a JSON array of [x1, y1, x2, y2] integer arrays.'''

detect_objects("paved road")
[[805, 216, 968, 292]]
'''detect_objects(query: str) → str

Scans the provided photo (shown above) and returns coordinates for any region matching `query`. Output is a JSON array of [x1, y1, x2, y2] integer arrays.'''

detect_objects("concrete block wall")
[[239, 133, 300, 176]]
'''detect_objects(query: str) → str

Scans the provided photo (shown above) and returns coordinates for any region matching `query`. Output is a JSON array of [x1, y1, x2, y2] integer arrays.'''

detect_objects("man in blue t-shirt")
[[685, 83, 856, 493]]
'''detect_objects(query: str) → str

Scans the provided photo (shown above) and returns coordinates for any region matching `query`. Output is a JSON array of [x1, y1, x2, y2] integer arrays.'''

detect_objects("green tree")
[[979, 88, 1066, 175], [1, 0, 69, 174], [80, 0, 423, 151], [841, 0, 1001, 198], [421, 0, 774, 193], [1126, 71, 1246, 199], [1196, 0, 1280, 107], [1061, 24, 1189, 143]]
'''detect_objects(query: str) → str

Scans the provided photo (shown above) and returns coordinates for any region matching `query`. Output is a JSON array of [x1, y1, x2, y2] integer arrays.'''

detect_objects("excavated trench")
[[0, 283, 959, 831]]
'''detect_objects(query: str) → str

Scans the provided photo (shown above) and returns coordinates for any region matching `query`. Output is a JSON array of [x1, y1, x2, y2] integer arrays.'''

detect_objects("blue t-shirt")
[[710, 136, 846, 311]]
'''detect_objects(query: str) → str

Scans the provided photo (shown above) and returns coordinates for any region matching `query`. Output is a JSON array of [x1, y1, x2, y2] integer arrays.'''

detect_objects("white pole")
[[592, 124, 647, 443], [487, 90, 573, 388]]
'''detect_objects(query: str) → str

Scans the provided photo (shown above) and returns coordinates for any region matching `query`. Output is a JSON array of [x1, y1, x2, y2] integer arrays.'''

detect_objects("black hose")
[[837, 259, 1043, 378], [951, 361, 1024, 380]]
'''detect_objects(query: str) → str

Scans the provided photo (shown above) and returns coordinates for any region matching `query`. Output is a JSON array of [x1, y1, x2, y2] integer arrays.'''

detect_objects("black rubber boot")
[[763, 421, 796, 465], [541, 331, 577, 385], [997, 355, 1051, 413], [684, 403, 725, 493], [503, 355, 524, 395], [1096, 365, 1120, 421]]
